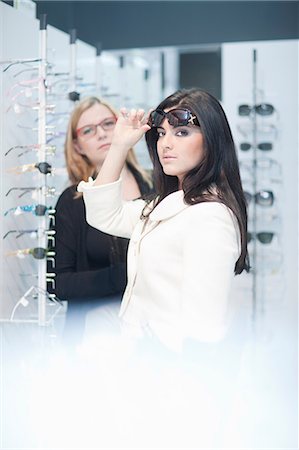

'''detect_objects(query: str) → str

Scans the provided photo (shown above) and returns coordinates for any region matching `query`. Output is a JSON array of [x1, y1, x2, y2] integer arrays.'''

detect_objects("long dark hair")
[[145, 88, 249, 274]]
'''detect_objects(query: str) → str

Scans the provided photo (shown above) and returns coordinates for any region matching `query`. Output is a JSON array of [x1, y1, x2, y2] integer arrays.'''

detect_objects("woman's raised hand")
[[111, 108, 151, 151]]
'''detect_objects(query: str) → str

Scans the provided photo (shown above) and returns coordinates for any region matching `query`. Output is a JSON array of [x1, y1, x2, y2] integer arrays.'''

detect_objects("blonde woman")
[[48, 97, 152, 346]]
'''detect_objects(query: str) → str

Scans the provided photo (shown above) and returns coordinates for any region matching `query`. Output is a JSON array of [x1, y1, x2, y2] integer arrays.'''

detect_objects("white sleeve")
[[181, 203, 240, 343], [77, 178, 146, 239]]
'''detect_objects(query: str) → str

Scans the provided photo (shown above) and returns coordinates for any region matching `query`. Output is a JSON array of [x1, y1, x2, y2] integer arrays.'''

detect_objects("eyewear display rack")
[[237, 48, 284, 320], [0, 14, 61, 325]]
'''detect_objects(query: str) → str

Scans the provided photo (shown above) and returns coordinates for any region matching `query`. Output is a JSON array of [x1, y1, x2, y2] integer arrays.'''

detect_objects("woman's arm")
[[78, 109, 151, 238], [94, 108, 151, 186], [181, 203, 240, 342]]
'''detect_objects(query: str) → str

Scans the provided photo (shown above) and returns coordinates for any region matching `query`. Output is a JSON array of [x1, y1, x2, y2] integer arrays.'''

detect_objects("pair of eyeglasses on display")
[[46, 131, 66, 143], [5, 186, 57, 199], [5, 75, 46, 95], [3, 229, 55, 243], [249, 250, 283, 276], [17, 124, 57, 138], [239, 142, 273, 152], [247, 231, 276, 244], [76, 116, 117, 140], [239, 157, 282, 176], [7, 162, 52, 175], [5, 144, 56, 157], [4, 204, 55, 219], [238, 103, 276, 117], [237, 123, 278, 139], [148, 108, 200, 128], [6, 101, 56, 115], [1, 58, 42, 73], [244, 190, 274, 207], [5, 247, 55, 260]]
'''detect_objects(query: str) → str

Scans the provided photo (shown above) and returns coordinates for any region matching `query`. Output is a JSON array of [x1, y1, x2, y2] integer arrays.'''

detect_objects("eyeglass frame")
[[76, 116, 117, 140]]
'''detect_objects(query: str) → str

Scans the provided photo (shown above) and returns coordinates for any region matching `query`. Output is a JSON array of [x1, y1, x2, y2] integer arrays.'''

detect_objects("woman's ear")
[[73, 139, 85, 155]]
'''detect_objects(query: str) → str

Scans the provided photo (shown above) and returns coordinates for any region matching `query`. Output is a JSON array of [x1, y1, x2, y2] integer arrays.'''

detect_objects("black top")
[[48, 168, 152, 304]]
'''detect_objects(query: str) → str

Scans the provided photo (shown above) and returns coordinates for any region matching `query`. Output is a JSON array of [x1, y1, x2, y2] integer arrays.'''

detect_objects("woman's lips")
[[98, 143, 110, 150]]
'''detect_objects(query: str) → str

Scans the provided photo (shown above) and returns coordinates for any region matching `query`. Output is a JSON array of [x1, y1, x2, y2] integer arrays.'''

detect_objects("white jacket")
[[78, 178, 240, 351]]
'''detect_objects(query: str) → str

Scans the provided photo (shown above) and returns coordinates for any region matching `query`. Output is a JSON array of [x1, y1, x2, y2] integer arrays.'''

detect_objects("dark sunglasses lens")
[[149, 110, 165, 127], [257, 232, 274, 244], [257, 142, 273, 151], [167, 109, 190, 126], [240, 143, 251, 151], [255, 190, 274, 206], [238, 105, 251, 116], [255, 104, 274, 116], [32, 247, 47, 259], [35, 204, 47, 216]]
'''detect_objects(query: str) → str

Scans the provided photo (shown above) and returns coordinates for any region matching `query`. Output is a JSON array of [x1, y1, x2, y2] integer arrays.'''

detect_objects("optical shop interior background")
[[0, 0, 298, 448]]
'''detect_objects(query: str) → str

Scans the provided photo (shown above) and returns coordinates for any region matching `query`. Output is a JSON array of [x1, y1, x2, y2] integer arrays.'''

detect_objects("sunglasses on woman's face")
[[76, 117, 117, 140], [148, 108, 199, 128], [238, 103, 275, 116]]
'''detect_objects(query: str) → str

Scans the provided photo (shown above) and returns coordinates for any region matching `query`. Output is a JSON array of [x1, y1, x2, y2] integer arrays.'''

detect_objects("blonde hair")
[[64, 96, 151, 190]]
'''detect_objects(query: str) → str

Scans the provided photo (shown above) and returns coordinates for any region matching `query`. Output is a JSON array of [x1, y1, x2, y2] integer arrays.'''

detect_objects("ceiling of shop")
[[32, 1, 298, 50], [9, 1, 298, 50]]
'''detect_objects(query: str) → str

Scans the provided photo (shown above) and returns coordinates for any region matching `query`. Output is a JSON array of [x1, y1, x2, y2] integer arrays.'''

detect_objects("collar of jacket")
[[149, 190, 189, 222]]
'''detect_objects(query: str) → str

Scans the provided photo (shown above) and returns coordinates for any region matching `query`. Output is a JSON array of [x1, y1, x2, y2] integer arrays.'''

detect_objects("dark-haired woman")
[[78, 88, 249, 352]]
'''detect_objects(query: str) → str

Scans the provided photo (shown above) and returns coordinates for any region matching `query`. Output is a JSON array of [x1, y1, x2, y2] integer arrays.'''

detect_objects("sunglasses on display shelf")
[[247, 231, 276, 245], [7, 162, 52, 175], [239, 158, 282, 184], [6, 86, 40, 108], [244, 190, 274, 207], [239, 142, 273, 152], [1, 58, 42, 73], [148, 108, 200, 128], [46, 131, 66, 143], [5, 186, 57, 199], [5, 144, 56, 157], [17, 123, 56, 133], [76, 116, 117, 140], [4, 204, 55, 220], [237, 123, 278, 139], [249, 250, 283, 276], [3, 229, 55, 243], [238, 103, 276, 117], [6, 101, 55, 115], [5, 76, 45, 97], [5, 247, 55, 260], [248, 211, 281, 226]]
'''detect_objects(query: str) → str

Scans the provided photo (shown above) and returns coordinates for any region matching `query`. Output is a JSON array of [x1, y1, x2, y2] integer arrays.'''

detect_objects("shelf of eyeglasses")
[[3, 228, 55, 242], [247, 230, 281, 245], [244, 189, 278, 208], [247, 212, 282, 229], [237, 103, 278, 118], [4, 204, 56, 223], [5, 186, 58, 199], [5, 247, 54, 260], [5, 164, 67, 178], [236, 122, 279, 140], [247, 249, 284, 277]]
